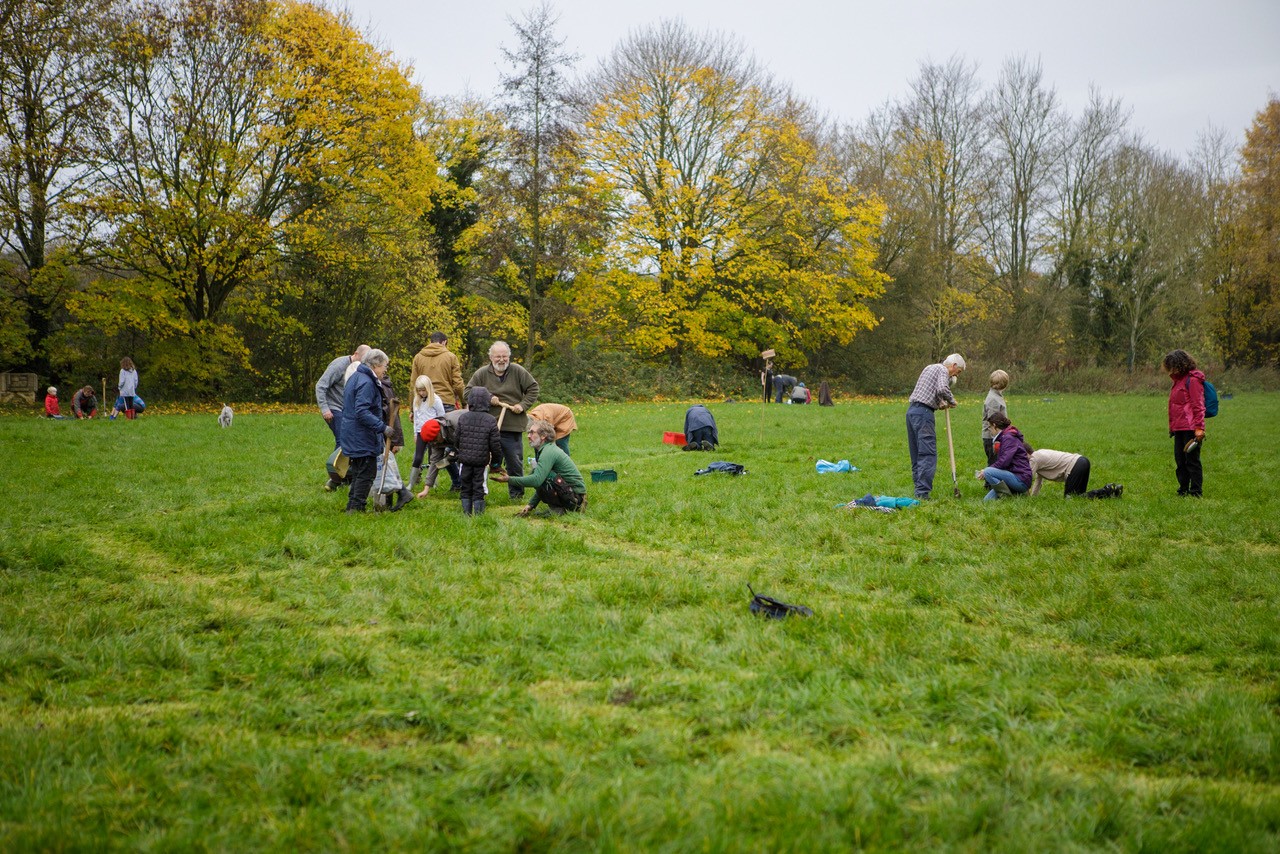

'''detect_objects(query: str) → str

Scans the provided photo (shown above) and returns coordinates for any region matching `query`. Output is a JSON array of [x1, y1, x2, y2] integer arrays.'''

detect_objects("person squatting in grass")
[[339, 349, 396, 513], [72, 386, 97, 419], [453, 387, 504, 516], [976, 412, 1032, 500], [683, 404, 718, 451], [1163, 348, 1207, 498], [527, 403, 577, 455], [409, 375, 447, 497], [982, 369, 1009, 465], [491, 419, 588, 516], [44, 387, 64, 418], [465, 340, 539, 502], [905, 353, 965, 499]]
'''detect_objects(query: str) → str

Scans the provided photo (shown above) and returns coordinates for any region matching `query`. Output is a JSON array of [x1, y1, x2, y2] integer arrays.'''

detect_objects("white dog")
[[218, 404, 233, 428]]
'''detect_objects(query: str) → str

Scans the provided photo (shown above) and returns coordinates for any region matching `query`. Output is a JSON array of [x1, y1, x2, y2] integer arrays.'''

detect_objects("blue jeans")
[[905, 402, 937, 498], [981, 467, 1028, 501]]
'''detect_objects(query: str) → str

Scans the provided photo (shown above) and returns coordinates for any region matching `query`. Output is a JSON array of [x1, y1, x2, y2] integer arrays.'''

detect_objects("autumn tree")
[[980, 55, 1062, 360], [1231, 97, 1280, 367], [0, 0, 116, 374], [575, 20, 884, 365], [1192, 127, 1246, 369], [892, 57, 990, 359], [72, 0, 438, 393], [1092, 141, 1201, 371], [1050, 87, 1129, 364], [490, 1, 585, 369]]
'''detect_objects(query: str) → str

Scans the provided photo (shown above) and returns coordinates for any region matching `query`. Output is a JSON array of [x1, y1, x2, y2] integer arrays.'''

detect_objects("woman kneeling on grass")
[[975, 412, 1032, 500], [491, 419, 587, 516]]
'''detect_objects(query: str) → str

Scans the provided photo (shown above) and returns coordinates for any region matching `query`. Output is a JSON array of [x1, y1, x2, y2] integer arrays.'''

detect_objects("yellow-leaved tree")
[[571, 20, 885, 366], [67, 0, 442, 394]]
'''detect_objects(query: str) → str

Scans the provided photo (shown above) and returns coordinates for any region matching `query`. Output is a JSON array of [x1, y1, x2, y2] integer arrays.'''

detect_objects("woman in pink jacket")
[[1163, 349, 1206, 497]]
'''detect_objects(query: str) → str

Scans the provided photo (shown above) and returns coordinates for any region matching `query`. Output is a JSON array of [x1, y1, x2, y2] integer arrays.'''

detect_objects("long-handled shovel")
[[945, 406, 961, 498], [486, 400, 517, 494]]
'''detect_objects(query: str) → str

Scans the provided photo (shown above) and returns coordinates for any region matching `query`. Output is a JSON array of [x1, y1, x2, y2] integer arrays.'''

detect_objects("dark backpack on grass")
[[748, 584, 812, 619]]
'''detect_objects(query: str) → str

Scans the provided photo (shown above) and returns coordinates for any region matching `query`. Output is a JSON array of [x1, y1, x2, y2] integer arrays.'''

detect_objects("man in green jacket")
[[491, 419, 586, 515], [465, 340, 539, 501]]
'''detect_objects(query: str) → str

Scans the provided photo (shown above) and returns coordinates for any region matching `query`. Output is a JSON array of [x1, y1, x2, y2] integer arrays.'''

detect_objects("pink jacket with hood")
[[1168, 369, 1206, 433]]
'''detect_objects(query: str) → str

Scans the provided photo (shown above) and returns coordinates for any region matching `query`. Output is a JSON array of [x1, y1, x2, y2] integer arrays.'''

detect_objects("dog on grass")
[[218, 404, 233, 428]]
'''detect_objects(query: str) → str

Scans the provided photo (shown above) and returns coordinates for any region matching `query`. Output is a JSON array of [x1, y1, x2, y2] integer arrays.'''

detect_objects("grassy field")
[[2, 393, 1279, 851]]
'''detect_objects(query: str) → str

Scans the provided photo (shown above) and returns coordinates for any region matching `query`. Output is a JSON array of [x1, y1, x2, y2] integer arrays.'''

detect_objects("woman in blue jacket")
[[340, 349, 395, 513]]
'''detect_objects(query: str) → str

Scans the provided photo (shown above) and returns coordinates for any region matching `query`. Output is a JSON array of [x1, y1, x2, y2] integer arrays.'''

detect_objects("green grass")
[[2, 394, 1279, 851]]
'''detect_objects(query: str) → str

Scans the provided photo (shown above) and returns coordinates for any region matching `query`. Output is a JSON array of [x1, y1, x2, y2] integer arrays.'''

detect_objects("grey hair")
[[362, 348, 389, 368], [489, 340, 511, 357], [943, 353, 966, 370], [528, 419, 556, 443]]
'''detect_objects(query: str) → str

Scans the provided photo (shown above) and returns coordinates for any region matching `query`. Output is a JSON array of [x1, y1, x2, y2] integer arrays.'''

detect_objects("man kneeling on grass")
[[490, 419, 587, 516]]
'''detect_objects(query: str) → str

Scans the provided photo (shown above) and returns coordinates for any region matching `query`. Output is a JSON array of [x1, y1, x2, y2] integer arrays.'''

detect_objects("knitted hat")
[[48, 386, 57, 395], [420, 419, 442, 442]]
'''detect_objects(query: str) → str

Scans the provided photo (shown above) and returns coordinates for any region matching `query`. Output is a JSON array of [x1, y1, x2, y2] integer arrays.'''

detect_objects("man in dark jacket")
[[340, 349, 395, 513], [454, 387, 504, 516], [683, 405, 719, 451]]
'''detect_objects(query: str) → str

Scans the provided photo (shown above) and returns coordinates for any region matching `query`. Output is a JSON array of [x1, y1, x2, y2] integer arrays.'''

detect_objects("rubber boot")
[[993, 479, 1014, 498], [461, 499, 473, 516], [391, 487, 413, 512], [126, 409, 136, 420], [408, 466, 422, 492], [471, 499, 485, 516]]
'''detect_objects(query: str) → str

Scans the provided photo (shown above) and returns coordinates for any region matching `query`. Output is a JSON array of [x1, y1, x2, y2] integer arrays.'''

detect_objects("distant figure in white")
[[219, 405, 234, 428]]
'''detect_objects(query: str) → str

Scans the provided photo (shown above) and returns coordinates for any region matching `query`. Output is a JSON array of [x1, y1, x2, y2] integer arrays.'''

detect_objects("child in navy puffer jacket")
[[454, 387, 503, 515]]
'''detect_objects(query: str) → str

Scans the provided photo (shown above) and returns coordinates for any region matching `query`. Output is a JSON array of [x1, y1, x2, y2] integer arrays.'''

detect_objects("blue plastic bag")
[[815, 459, 857, 473]]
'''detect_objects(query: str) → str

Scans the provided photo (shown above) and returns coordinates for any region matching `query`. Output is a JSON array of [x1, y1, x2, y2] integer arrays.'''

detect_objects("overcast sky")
[[339, 0, 1279, 158]]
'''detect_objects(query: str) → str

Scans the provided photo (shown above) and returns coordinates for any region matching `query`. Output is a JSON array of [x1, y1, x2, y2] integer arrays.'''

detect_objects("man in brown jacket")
[[410, 331, 467, 490]]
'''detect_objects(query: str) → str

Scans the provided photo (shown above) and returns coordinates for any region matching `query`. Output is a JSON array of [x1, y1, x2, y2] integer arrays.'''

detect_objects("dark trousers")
[[498, 431, 525, 499], [535, 479, 586, 512], [1172, 431, 1203, 496], [345, 455, 376, 511], [458, 463, 488, 504], [983, 437, 995, 466], [1064, 456, 1092, 496], [773, 377, 792, 403], [906, 402, 937, 499], [325, 412, 341, 447], [687, 426, 715, 447], [554, 436, 570, 455]]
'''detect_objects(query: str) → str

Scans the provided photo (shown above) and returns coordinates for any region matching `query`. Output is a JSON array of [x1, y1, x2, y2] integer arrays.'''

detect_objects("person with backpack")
[[1163, 349, 1209, 497]]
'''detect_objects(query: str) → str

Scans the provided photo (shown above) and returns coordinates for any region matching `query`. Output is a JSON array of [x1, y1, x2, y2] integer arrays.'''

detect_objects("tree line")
[[2, 0, 1277, 400]]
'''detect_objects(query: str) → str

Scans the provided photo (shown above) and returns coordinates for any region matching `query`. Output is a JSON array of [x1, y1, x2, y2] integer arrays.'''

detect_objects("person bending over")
[[683, 404, 719, 451], [905, 354, 965, 500]]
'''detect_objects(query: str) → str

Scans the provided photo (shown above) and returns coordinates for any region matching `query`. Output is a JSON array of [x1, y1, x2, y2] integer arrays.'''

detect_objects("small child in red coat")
[[44, 387, 65, 419]]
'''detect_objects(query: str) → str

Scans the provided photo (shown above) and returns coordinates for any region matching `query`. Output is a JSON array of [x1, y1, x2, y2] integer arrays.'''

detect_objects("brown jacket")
[[410, 342, 466, 407], [528, 403, 577, 439]]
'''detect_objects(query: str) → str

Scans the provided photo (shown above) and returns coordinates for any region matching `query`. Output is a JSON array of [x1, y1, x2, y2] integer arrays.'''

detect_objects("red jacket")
[[1168, 369, 1206, 433], [45, 394, 60, 417]]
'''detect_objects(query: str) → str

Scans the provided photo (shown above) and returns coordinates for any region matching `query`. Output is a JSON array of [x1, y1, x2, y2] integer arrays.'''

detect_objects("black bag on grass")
[[748, 584, 812, 619]]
